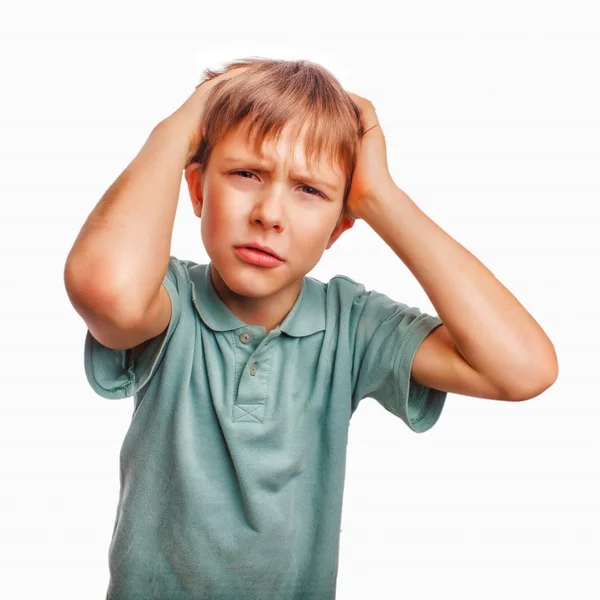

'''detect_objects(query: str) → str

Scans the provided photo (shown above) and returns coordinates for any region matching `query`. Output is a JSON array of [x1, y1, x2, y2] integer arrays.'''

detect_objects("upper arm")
[[410, 324, 512, 401], [76, 256, 184, 400], [68, 283, 172, 351]]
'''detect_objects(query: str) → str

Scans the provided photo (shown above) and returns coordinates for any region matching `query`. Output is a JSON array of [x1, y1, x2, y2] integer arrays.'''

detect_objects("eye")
[[233, 170, 258, 181], [300, 184, 326, 198], [231, 170, 326, 199]]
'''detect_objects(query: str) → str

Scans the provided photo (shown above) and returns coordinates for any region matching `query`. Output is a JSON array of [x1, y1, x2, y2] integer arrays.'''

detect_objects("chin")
[[217, 258, 284, 297]]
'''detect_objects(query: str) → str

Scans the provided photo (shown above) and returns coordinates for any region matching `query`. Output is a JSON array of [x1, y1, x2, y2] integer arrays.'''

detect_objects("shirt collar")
[[187, 262, 326, 337]]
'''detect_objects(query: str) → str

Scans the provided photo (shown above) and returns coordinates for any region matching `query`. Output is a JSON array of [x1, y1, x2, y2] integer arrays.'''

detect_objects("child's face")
[[185, 122, 354, 302]]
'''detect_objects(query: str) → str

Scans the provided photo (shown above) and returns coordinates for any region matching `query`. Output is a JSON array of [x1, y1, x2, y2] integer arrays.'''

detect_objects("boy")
[[64, 58, 557, 599]]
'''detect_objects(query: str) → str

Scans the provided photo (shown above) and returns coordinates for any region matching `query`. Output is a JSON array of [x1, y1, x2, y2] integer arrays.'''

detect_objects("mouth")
[[247, 247, 275, 257], [234, 246, 285, 267], [236, 245, 284, 261]]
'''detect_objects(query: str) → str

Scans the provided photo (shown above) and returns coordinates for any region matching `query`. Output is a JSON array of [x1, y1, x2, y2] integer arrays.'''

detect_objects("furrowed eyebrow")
[[222, 156, 338, 193]]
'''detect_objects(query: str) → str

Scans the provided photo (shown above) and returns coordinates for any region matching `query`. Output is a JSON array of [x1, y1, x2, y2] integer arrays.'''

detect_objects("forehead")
[[215, 123, 343, 190]]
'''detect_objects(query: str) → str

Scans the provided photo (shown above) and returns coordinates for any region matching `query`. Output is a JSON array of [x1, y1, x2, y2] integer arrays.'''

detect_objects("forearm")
[[360, 183, 558, 388], [64, 117, 190, 322]]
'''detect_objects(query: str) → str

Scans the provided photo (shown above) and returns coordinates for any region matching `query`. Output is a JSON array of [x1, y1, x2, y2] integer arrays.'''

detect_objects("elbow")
[[506, 363, 559, 402]]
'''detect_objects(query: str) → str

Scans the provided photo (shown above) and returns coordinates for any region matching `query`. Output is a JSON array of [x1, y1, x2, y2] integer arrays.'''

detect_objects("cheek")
[[202, 193, 236, 230], [296, 223, 332, 254], [200, 200, 230, 250]]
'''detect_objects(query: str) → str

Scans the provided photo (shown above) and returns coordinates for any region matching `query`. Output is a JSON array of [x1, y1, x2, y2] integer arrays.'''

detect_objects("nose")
[[250, 187, 287, 229]]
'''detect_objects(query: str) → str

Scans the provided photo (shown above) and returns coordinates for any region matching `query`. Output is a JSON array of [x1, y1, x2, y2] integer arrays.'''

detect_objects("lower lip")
[[234, 247, 284, 267]]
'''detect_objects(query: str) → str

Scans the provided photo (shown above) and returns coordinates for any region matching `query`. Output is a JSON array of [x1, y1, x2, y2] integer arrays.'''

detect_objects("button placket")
[[233, 329, 266, 422], [239, 331, 259, 376]]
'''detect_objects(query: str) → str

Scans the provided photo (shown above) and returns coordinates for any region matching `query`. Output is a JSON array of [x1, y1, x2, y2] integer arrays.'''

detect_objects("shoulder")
[[167, 255, 194, 279], [315, 274, 373, 330], [323, 273, 367, 298]]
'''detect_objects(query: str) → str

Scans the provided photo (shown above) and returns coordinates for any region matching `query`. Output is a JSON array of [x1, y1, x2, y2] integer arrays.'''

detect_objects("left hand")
[[345, 92, 395, 220]]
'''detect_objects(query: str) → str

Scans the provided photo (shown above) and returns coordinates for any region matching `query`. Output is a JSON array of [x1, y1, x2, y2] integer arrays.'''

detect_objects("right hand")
[[163, 66, 250, 164]]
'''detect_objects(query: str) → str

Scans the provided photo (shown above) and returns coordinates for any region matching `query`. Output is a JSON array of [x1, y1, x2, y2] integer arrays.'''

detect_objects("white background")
[[1, 1, 599, 598]]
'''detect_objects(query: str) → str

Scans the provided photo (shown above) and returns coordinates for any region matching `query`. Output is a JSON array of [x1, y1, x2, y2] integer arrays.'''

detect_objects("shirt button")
[[240, 332, 252, 343], [249, 363, 257, 375]]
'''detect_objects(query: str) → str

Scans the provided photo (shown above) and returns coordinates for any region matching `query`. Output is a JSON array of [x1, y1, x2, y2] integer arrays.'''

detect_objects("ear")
[[184, 162, 205, 218], [326, 209, 355, 250]]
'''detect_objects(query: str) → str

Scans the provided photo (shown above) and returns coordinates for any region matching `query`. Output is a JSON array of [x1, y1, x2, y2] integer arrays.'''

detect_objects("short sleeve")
[[83, 257, 182, 400], [350, 283, 447, 433]]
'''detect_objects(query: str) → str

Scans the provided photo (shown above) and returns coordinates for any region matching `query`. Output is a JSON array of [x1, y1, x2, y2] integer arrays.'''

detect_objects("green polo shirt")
[[84, 255, 447, 599]]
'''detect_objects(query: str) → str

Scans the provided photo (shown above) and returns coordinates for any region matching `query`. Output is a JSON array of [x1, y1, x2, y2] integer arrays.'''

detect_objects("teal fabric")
[[84, 255, 448, 599]]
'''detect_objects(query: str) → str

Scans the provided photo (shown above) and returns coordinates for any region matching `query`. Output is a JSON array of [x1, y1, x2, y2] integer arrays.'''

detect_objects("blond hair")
[[186, 57, 366, 215]]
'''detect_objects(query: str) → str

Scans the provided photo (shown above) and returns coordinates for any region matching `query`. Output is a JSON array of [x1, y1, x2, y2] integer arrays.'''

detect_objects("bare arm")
[[64, 66, 250, 326], [64, 118, 191, 323]]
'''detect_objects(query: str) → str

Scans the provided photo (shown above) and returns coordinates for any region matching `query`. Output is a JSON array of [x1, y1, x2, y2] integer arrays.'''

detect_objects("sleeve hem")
[[392, 314, 448, 433]]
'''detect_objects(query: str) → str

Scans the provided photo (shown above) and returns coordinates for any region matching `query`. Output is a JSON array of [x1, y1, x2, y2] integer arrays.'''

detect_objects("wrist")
[[155, 115, 197, 166]]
